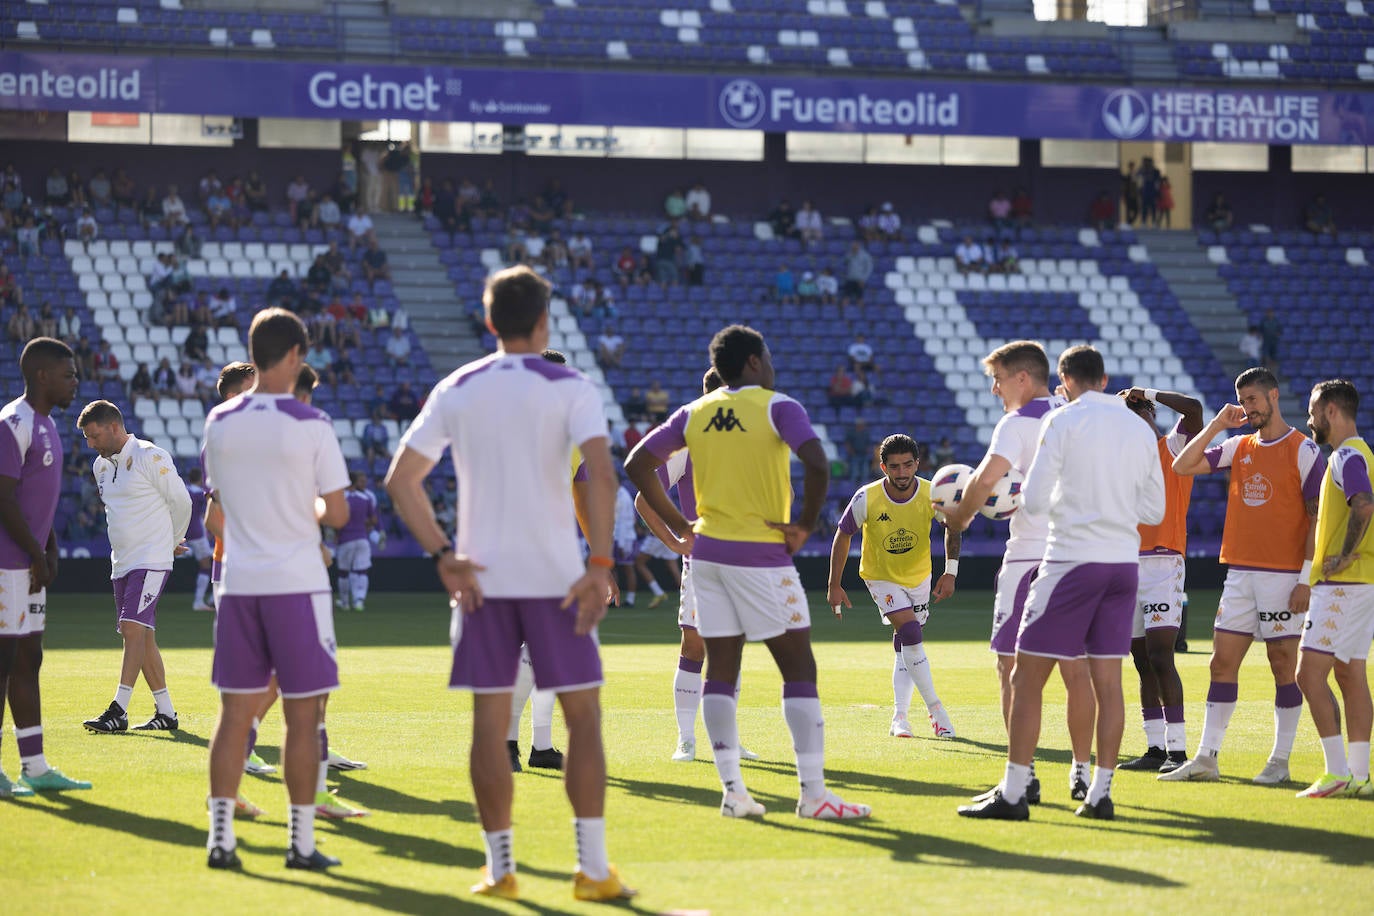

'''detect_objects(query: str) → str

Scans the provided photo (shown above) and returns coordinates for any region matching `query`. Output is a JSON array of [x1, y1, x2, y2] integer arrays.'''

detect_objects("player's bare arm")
[[1174, 404, 1246, 475], [768, 438, 828, 554], [939, 453, 1011, 533], [385, 445, 487, 606], [565, 434, 616, 634], [0, 472, 49, 591], [1124, 387, 1206, 437], [1324, 490, 1374, 577], [44, 528, 59, 584], [635, 493, 691, 557], [1288, 496, 1321, 613], [933, 526, 960, 602], [625, 446, 693, 546], [826, 528, 853, 617], [205, 493, 224, 541]]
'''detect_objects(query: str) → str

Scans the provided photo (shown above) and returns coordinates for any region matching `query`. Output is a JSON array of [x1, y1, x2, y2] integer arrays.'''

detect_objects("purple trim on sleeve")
[[838, 506, 858, 535], [520, 354, 580, 381], [205, 393, 253, 424], [274, 397, 329, 422], [642, 407, 689, 461], [771, 397, 817, 451], [574, 461, 589, 483], [444, 354, 500, 391], [1302, 449, 1328, 501], [1012, 398, 1054, 420], [1338, 449, 1372, 500], [1173, 418, 1198, 445], [1204, 445, 1224, 472]]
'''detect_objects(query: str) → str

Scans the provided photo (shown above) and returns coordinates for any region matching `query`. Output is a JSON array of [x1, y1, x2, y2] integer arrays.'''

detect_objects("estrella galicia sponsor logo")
[[719, 79, 766, 128], [1102, 88, 1149, 139], [883, 527, 916, 555], [702, 407, 746, 432]]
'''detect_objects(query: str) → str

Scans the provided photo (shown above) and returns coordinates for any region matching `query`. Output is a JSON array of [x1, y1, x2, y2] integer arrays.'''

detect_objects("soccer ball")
[[930, 463, 975, 510], [979, 468, 1024, 521]]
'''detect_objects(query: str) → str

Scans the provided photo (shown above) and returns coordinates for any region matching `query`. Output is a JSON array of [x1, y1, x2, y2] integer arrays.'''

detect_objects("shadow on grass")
[[233, 867, 585, 916], [19, 793, 214, 847]]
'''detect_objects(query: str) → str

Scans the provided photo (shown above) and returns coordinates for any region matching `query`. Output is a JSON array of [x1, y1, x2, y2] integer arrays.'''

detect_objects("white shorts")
[[1215, 568, 1304, 641], [639, 537, 678, 562], [1134, 554, 1185, 639], [336, 539, 372, 573], [1300, 582, 1374, 663], [864, 578, 931, 626], [689, 559, 810, 641], [187, 537, 212, 561], [678, 559, 697, 629], [0, 568, 45, 636]]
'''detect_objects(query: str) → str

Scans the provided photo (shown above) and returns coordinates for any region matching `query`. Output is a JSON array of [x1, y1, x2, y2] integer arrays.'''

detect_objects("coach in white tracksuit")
[[79, 399, 191, 732]]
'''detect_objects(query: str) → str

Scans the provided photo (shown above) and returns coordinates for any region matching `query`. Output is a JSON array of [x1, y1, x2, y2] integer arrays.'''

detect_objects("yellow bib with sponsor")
[[857, 478, 934, 587], [1313, 436, 1374, 585], [683, 387, 791, 544]]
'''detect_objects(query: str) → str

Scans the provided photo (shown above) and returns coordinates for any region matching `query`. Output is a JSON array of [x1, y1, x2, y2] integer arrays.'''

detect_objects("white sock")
[[782, 688, 825, 801], [1143, 712, 1165, 749], [1272, 700, 1302, 763], [508, 649, 535, 743], [1348, 741, 1371, 781], [316, 724, 328, 793], [352, 572, 369, 606], [1321, 734, 1350, 777], [208, 797, 236, 851], [673, 662, 703, 743], [701, 685, 744, 794], [1087, 766, 1114, 805], [625, 591, 636, 606], [152, 688, 175, 717], [15, 725, 47, 777], [1002, 761, 1032, 804], [647, 579, 664, 597], [483, 828, 514, 881], [1071, 759, 1091, 788], [289, 803, 316, 855], [195, 572, 210, 604], [1164, 706, 1187, 753], [531, 689, 556, 751], [114, 683, 133, 712], [891, 654, 913, 718], [900, 642, 940, 710], [574, 817, 609, 882], [1199, 690, 1237, 757]]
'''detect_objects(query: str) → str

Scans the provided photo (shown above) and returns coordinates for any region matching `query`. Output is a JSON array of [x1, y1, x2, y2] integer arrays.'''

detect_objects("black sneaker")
[[286, 847, 341, 870], [958, 789, 1030, 820], [1119, 747, 1168, 771], [1027, 777, 1041, 805], [1075, 796, 1115, 820], [1071, 777, 1089, 802], [133, 712, 179, 731], [527, 746, 564, 771], [207, 846, 242, 870], [1158, 750, 1189, 774], [507, 740, 522, 773], [83, 701, 128, 733]]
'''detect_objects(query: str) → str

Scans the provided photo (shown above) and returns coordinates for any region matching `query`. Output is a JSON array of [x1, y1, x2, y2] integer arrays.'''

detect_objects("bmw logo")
[[719, 79, 766, 129]]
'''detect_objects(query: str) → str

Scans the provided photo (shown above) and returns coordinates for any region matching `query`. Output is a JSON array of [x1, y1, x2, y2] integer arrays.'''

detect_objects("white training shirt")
[[614, 486, 637, 549], [400, 352, 609, 599], [201, 392, 349, 596], [985, 395, 1066, 562], [93, 435, 192, 579], [1022, 390, 1166, 564]]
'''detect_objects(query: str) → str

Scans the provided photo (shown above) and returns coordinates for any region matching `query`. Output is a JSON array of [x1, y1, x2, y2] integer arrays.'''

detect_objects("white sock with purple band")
[[1272, 683, 1303, 761], [673, 656, 704, 742], [1199, 682, 1239, 756], [1163, 704, 1187, 753], [1143, 707, 1165, 748], [895, 621, 939, 709], [782, 681, 825, 801], [15, 725, 47, 777]]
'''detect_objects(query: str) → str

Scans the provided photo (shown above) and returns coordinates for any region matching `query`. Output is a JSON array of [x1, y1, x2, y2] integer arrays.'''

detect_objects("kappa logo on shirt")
[[701, 407, 746, 432], [877, 512, 891, 522]]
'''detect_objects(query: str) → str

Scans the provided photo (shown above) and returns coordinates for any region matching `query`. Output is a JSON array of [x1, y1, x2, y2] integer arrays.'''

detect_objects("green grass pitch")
[[2, 588, 1370, 914]]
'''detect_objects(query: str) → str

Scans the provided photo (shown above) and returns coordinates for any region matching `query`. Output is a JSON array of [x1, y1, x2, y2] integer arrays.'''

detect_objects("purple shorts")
[[614, 541, 636, 565], [449, 596, 603, 694], [990, 559, 1039, 656], [1017, 561, 1139, 660], [113, 569, 170, 631], [212, 592, 339, 698]]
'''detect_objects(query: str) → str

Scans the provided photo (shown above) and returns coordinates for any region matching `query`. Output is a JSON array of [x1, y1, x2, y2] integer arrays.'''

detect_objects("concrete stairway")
[[1112, 26, 1180, 82], [369, 213, 486, 376], [329, 0, 393, 56]]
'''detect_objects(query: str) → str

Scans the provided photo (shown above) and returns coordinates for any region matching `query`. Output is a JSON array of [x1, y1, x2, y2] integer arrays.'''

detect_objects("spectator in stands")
[[797, 270, 819, 303], [15, 216, 39, 257], [613, 246, 636, 287], [1304, 194, 1336, 236], [817, 267, 839, 306], [528, 193, 557, 234], [568, 230, 594, 272], [1011, 187, 1034, 226], [328, 296, 364, 350], [361, 410, 390, 464], [934, 437, 955, 468], [478, 177, 501, 218], [44, 167, 69, 206], [152, 357, 177, 400], [88, 169, 112, 208], [190, 290, 213, 327], [507, 197, 531, 230], [503, 224, 529, 265], [847, 333, 879, 383], [286, 175, 310, 223], [199, 169, 222, 202], [827, 364, 861, 408], [877, 201, 902, 240], [1239, 325, 1263, 364], [686, 181, 711, 221], [656, 225, 685, 285], [317, 193, 342, 231], [176, 225, 202, 260], [174, 362, 199, 402], [166, 255, 192, 298], [955, 235, 986, 274], [683, 235, 705, 286], [1206, 193, 1234, 233], [266, 269, 297, 309], [195, 358, 219, 404], [225, 175, 248, 223], [138, 187, 163, 228], [57, 305, 81, 343], [162, 185, 188, 230], [0, 261, 22, 307], [775, 264, 797, 305], [73, 335, 95, 379], [569, 277, 597, 317], [1155, 176, 1174, 228], [67, 171, 86, 209], [457, 177, 480, 210], [597, 324, 625, 369], [1137, 157, 1161, 226], [147, 252, 173, 297], [434, 179, 464, 234], [129, 362, 155, 406], [362, 238, 391, 287], [988, 190, 1012, 230], [645, 380, 670, 425], [664, 188, 687, 221], [111, 168, 136, 208], [385, 327, 412, 367], [305, 340, 335, 385], [1088, 190, 1116, 231], [209, 287, 237, 328], [844, 417, 874, 478], [308, 307, 337, 349], [382, 142, 410, 211], [1120, 161, 1140, 225], [542, 229, 569, 270], [35, 302, 56, 339], [415, 177, 435, 220], [2, 178, 23, 213], [1260, 308, 1281, 371], [389, 380, 420, 423], [297, 189, 321, 230], [770, 199, 798, 239], [6, 303, 33, 343], [991, 238, 1020, 274], [206, 186, 234, 229], [634, 253, 654, 287], [622, 387, 647, 424], [332, 345, 358, 385], [796, 200, 823, 245], [323, 241, 351, 293], [842, 241, 873, 305], [305, 254, 332, 298], [367, 383, 391, 418], [243, 170, 268, 212], [390, 302, 410, 332], [183, 322, 209, 362]]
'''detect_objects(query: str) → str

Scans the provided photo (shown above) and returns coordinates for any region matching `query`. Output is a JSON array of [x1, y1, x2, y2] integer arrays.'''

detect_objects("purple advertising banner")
[[1, 50, 1371, 144]]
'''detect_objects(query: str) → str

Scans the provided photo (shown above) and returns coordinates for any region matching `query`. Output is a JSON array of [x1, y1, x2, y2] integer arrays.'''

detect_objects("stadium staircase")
[[328, 0, 393, 56], [370, 213, 486, 375], [1114, 26, 1180, 81]]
